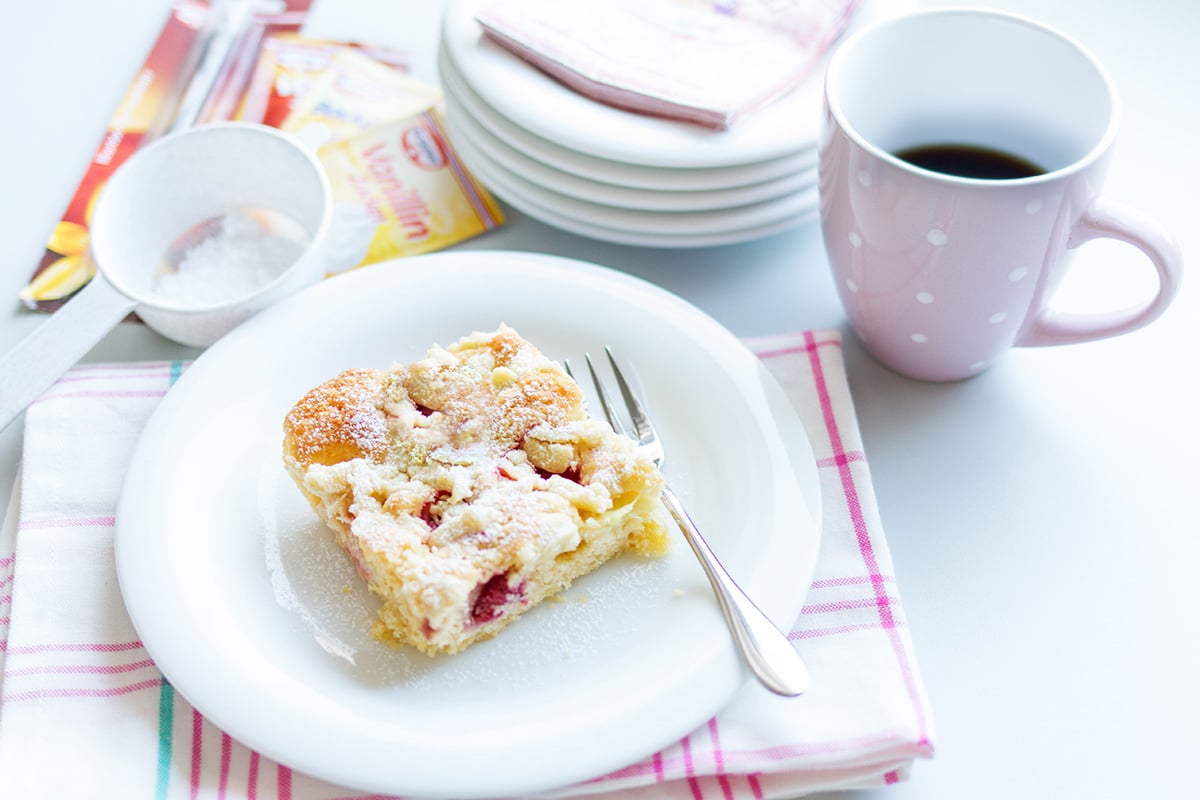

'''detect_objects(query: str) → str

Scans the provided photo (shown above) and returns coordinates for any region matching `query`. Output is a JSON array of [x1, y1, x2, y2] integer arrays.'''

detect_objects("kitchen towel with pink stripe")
[[0, 330, 934, 798]]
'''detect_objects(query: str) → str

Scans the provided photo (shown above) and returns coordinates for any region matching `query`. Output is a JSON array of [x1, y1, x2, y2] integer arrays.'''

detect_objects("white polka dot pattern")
[[817, 110, 1094, 381]]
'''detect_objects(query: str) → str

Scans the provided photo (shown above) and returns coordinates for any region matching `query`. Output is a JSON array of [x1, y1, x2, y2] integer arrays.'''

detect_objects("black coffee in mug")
[[893, 143, 1046, 180]]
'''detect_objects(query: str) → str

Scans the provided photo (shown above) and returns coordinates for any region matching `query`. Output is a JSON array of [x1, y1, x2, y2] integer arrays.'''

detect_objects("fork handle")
[[661, 486, 811, 697]]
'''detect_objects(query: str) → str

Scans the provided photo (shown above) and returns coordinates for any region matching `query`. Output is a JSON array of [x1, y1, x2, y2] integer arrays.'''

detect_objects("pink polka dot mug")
[[818, 9, 1182, 382]]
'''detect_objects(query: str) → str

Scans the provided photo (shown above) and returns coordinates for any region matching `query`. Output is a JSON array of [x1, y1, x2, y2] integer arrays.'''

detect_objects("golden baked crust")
[[282, 325, 667, 655]]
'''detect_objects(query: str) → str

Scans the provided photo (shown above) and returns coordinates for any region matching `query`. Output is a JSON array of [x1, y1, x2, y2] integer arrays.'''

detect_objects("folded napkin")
[[475, 0, 859, 129], [0, 330, 934, 799]]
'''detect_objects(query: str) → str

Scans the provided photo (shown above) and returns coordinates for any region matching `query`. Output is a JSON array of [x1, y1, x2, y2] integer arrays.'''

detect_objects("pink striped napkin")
[[0, 330, 934, 799]]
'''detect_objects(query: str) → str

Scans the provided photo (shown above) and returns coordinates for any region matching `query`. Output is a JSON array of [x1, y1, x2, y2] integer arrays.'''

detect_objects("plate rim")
[[444, 95, 819, 225], [453, 138, 817, 247], [453, 125, 820, 241], [443, 88, 817, 212], [114, 251, 822, 797], [437, 41, 817, 189]]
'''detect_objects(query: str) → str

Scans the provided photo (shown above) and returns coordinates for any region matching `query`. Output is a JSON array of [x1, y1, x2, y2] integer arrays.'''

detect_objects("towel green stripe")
[[156, 362, 183, 799], [155, 678, 175, 799]]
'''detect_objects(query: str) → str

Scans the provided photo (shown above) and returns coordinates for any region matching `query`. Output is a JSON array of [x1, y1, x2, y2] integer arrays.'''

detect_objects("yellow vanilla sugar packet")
[[236, 34, 411, 127], [319, 108, 505, 271], [281, 48, 443, 146]]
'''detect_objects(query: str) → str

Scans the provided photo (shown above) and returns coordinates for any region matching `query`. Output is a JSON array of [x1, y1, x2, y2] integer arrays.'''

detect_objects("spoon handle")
[[0, 275, 137, 432]]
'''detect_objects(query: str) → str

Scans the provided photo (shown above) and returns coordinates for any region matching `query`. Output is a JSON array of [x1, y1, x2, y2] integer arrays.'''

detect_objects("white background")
[[1, 1, 1196, 797]]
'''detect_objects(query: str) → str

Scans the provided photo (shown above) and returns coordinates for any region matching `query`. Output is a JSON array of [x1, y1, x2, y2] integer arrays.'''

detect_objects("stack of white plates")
[[437, 0, 904, 248]]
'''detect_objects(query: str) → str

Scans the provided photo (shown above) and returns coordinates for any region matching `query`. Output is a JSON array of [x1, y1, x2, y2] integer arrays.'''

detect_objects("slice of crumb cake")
[[282, 325, 668, 655]]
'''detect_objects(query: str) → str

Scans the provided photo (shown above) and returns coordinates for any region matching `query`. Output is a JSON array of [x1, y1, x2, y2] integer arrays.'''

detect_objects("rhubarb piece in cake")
[[282, 325, 668, 655]]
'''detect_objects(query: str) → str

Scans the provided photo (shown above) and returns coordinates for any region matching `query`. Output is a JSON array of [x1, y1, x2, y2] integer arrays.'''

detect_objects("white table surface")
[[2, 1, 1196, 797]]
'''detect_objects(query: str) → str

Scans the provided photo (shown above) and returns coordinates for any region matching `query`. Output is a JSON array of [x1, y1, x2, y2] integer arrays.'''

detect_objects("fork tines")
[[564, 355, 626, 437]]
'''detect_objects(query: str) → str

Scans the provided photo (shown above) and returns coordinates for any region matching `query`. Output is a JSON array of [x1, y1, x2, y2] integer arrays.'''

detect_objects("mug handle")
[[1016, 197, 1182, 346]]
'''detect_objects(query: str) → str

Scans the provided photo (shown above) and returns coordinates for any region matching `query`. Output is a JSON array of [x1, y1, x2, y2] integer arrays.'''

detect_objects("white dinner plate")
[[477, 169, 818, 248], [115, 252, 822, 798], [444, 87, 817, 212], [495, 180, 818, 248], [449, 124, 818, 246], [442, 0, 908, 168], [448, 113, 819, 237], [438, 45, 817, 191]]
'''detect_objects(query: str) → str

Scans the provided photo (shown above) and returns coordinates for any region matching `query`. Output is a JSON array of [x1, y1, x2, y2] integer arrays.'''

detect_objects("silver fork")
[[570, 348, 810, 697]]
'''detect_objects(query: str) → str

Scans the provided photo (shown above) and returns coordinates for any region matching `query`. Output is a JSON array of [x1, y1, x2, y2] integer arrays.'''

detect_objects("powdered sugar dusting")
[[284, 369, 389, 464], [381, 555, 676, 694], [345, 406, 389, 453], [154, 207, 310, 306], [262, 458, 376, 666], [281, 326, 667, 657]]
